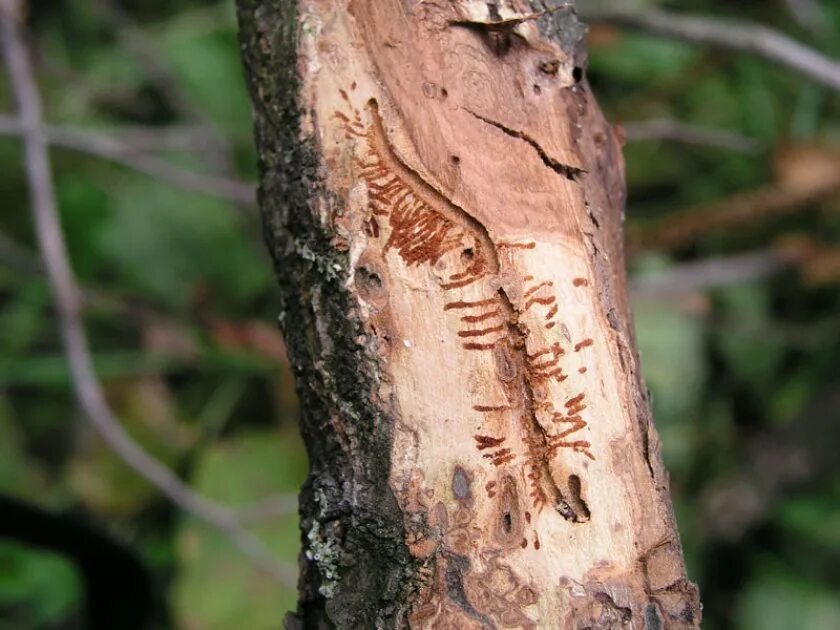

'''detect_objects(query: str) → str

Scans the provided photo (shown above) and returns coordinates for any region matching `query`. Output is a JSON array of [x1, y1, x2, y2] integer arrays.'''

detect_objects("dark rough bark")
[[236, 3, 418, 627]]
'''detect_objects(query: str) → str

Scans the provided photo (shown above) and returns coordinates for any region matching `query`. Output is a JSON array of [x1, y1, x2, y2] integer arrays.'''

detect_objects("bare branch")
[[236, 494, 299, 524], [0, 2, 291, 584], [620, 118, 763, 154], [582, 7, 840, 91], [0, 114, 256, 204], [630, 250, 792, 298], [98, 0, 245, 185]]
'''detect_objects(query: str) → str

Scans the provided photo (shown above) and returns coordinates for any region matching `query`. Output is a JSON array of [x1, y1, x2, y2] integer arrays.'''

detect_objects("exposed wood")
[[236, 1, 700, 627]]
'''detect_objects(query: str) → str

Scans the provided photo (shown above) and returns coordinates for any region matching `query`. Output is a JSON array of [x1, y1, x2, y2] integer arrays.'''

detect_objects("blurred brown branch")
[[0, 1, 291, 584], [620, 118, 763, 154], [582, 7, 840, 91], [628, 145, 840, 253], [0, 114, 256, 204]]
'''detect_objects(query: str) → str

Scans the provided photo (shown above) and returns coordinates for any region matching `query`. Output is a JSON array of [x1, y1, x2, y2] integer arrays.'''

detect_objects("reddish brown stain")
[[444, 297, 498, 311], [474, 435, 505, 449], [460, 309, 501, 323], [458, 324, 505, 338], [463, 341, 498, 351], [524, 294, 556, 311], [484, 448, 515, 466], [527, 466, 548, 512], [473, 405, 510, 412], [573, 277, 589, 287], [497, 241, 536, 249], [524, 280, 553, 298], [574, 338, 594, 351], [565, 393, 586, 408]]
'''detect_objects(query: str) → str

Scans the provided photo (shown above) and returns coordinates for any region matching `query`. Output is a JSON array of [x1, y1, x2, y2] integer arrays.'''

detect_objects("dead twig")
[[236, 494, 299, 524], [583, 8, 840, 91], [0, 114, 255, 204], [0, 0, 291, 584], [620, 118, 763, 154], [629, 250, 792, 298], [628, 168, 840, 253]]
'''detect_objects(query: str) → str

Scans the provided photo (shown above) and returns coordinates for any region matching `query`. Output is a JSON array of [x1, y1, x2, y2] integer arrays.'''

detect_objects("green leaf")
[[157, 18, 252, 139], [775, 487, 840, 550], [172, 429, 306, 628], [0, 542, 82, 628]]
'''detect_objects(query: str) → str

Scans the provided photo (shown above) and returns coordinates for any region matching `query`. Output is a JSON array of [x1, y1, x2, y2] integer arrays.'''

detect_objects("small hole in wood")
[[451, 155, 460, 165], [572, 66, 584, 83], [440, 87, 448, 99], [533, 84, 541, 95], [502, 512, 512, 533]]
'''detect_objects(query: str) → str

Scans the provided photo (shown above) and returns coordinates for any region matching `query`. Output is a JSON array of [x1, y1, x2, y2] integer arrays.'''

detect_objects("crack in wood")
[[464, 108, 584, 181]]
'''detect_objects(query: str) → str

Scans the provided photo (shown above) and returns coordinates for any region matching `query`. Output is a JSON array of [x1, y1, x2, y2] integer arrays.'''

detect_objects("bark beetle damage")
[[238, 0, 700, 626], [336, 91, 595, 526], [404, 471, 539, 628]]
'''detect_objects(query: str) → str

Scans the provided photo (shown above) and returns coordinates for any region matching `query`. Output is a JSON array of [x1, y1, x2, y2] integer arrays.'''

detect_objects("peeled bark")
[[236, 1, 701, 628]]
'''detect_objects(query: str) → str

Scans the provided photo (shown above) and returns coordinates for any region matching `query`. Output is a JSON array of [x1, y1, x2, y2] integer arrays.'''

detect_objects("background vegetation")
[[1, 0, 838, 628]]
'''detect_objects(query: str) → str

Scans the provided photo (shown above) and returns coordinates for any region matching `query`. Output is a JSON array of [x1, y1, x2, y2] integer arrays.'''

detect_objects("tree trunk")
[[236, 1, 701, 628]]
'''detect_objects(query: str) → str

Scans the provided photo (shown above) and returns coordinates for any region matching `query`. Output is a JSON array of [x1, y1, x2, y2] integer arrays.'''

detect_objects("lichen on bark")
[[236, 2, 420, 627]]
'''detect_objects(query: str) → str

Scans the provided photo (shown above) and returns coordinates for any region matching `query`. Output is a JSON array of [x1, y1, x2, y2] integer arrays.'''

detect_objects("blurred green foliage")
[[0, 0, 838, 628]]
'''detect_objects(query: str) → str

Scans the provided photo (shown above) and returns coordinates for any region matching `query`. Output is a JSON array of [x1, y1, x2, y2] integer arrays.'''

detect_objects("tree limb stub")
[[237, 0, 700, 627]]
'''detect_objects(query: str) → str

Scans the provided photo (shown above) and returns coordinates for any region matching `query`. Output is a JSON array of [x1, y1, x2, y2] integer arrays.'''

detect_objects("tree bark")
[[236, 1, 701, 628]]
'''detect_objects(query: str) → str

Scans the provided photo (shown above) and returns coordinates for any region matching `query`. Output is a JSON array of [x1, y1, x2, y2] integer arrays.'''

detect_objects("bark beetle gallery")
[[237, 0, 701, 627], [336, 90, 595, 522]]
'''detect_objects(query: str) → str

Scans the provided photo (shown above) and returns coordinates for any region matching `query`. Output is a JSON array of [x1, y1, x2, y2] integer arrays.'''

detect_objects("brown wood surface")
[[238, 1, 700, 627]]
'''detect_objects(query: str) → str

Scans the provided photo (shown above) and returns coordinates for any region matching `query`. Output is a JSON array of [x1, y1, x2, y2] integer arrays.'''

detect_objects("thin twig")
[[583, 8, 840, 91], [99, 0, 248, 200], [0, 114, 255, 204], [629, 250, 792, 298], [236, 494, 299, 524], [620, 118, 763, 154], [0, 1, 292, 584]]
